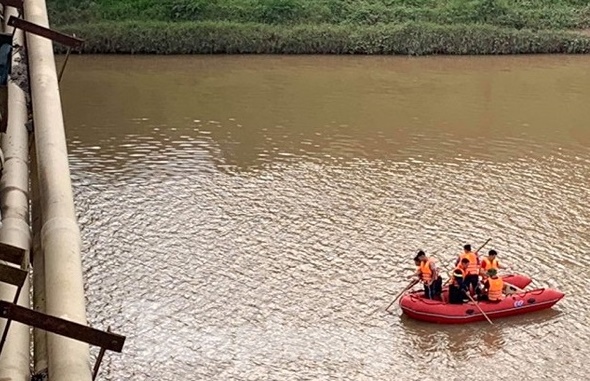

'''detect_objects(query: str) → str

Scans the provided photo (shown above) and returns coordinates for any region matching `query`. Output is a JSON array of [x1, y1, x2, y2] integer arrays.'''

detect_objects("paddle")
[[386, 278, 419, 312], [464, 291, 493, 325], [443, 238, 492, 287], [474, 238, 492, 255]]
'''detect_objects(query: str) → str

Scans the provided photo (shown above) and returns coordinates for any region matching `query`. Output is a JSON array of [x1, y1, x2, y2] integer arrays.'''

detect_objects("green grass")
[[47, 0, 590, 30], [47, 1, 590, 54], [58, 21, 590, 55]]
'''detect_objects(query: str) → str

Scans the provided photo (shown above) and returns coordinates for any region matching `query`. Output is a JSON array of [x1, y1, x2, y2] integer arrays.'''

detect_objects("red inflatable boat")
[[400, 274, 564, 324]]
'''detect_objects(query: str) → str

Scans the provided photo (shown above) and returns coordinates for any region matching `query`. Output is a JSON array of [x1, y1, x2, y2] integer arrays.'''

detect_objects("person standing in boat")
[[479, 268, 504, 302], [449, 258, 470, 304], [409, 250, 443, 299], [455, 244, 480, 297], [479, 249, 509, 280]]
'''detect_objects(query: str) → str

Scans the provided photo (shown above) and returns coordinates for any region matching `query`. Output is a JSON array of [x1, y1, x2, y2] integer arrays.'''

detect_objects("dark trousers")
[[464, 274, 480, 295], [423, 276, 443, 299], [448, 285, 464, 304]]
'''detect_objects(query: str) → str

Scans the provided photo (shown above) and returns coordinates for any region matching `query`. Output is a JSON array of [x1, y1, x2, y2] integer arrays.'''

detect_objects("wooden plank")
[[0, 263, 26, 287], [0, 301, 126, 352], [0, 242, 25, 265], [7, 16, 84, 48], [0, 0, 23, 9]]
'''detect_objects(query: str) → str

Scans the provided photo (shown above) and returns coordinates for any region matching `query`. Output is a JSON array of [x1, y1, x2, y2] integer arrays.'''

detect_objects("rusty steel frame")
[[0, 301, 125, 352], [0, 0, 23, 9], [6, 13, 84, 109], [0, 265, 26, 357], [57, 47, 71, 83], [0, 263, 26, 287], [0, 301, 125, 377], [91, 326, 112, 381], [0, 241, 25, 265], [7, 16, 83, 48]]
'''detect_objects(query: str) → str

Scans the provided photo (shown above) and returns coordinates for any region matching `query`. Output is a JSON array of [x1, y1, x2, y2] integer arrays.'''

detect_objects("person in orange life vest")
[[479, 249, 509, 280], [409, 250, 443, 299], [455, 244, 480, 296], [448, 258, 470, 304], [479, 268, 504, 302]]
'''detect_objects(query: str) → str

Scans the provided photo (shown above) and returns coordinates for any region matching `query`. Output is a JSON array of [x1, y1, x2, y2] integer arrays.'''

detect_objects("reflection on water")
[[60, 55, 589, 381], [400, 308, 562, 360]]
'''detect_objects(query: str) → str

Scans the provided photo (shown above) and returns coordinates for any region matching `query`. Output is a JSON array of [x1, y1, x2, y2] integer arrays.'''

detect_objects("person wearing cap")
[[455, 244, 480, 297], [449, 258, 470, 304], [480, 249, 509, 279], [479, 268, 504, 302], [409, 250, 442, 299]]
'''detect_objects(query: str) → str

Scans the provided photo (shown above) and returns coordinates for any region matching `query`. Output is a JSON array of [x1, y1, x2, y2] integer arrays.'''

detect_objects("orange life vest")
[[460, 251, 479, 275], [419, 259, 433, 282], [487, 277, 504, 301], [481, 257, 499, 271]]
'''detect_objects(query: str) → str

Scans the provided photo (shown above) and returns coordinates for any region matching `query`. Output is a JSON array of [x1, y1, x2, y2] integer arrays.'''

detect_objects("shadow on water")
[[397, 308, 563, 358]]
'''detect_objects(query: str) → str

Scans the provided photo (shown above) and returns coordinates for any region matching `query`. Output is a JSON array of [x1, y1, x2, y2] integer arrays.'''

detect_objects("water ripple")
[[71, 133, 588, 381], [64, 55, 590, 381]]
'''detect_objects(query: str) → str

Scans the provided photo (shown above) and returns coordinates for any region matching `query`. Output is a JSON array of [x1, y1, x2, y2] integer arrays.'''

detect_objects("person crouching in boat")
[[456, 244, 480, 297], [479, 268, 504, 302], [409, 250, 443, 300], [449, 258, 470, 304]]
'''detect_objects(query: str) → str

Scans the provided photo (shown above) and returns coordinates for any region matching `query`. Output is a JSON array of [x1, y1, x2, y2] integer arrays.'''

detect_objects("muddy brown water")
[[60, 55, 589, 381]]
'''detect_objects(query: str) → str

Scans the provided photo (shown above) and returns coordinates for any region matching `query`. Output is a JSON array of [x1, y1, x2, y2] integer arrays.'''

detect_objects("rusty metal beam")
[[0, 242, 25, 265], [0, 301, 125, 352], [0, 0, 23, 9], [92, 326, 111, 381], [0, 263, 26, 287], [0, 284, 23, 356], [7, 16, 83, 48]]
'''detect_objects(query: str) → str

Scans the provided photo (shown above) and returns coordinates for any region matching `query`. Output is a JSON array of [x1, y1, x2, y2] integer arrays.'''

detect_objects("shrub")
[[58, 21, 590, 55]]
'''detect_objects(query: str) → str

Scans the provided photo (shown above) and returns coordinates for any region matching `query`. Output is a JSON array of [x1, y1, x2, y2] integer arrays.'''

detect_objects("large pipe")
[[31, 142, 48, 377], [0, 5, 32, 381], [24, 0, 92, 380]]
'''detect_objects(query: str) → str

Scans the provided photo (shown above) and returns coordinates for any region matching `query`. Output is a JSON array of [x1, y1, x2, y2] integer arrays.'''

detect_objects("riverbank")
[[59, 21, 590, 55], [49, 0, 590, 55], [48, 0, 590, 30]]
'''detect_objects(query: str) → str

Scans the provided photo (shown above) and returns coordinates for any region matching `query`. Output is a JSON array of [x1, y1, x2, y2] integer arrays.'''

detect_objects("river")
[[60, 55, 590, 381]]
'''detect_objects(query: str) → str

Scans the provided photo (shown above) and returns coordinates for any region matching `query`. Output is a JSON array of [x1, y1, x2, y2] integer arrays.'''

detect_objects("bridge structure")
[[0, 1, 126, 381]]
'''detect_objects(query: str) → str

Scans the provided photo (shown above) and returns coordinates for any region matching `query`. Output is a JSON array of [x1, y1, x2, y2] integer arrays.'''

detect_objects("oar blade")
[[385, 279, 419, 312]]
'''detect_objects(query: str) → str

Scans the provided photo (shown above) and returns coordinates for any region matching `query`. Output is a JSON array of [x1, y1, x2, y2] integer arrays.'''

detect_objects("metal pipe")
[[24, 0, 92, 380], [0, 4, 32, 381]]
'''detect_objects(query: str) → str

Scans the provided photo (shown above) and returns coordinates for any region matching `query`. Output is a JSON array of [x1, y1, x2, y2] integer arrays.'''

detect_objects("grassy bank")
[[48, 0, 590, 30], [47, 0, 590, 54], [59, 22, 590, 55]]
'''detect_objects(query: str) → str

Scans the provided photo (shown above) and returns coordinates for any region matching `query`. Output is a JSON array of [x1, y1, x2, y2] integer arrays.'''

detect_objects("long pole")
[[464, 292, 493, 325], [474, 238, 492, 254], [443, 238, 492, 287], [0, 5, 32, 381], [386, 279, 418, 311], [24, 0, 92, 380]]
